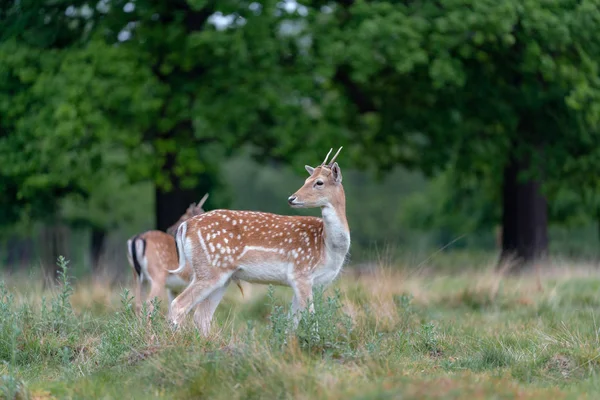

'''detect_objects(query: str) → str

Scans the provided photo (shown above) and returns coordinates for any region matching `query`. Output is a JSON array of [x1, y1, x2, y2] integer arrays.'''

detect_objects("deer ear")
[[331, 162, 342, 183], [305, 165, 315, 175]]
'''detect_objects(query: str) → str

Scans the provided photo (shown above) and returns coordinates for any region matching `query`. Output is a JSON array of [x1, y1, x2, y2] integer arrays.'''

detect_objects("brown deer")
[[126, 194, 209, 315], [168, 147, 350, 335]]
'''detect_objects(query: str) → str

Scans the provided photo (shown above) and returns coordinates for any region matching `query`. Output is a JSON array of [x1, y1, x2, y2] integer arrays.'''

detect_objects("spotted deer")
[[126, 194, 210, 315], [168, 147, 350, 335]]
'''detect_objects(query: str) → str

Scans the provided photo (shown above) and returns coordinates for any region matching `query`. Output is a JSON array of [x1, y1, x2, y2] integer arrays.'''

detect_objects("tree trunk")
[[155, 151, 220, 232], [90, 227, 106, 273], [498, 153, 548, 273], [40, 223, 70, 286], [597, 211, 600, 262], [5, 235, 34, 273]]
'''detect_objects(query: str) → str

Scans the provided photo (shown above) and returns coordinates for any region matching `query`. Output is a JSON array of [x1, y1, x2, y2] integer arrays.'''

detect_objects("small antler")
[[327, 146, 343, 167], [197, 193, 209, 209], [321, 148, 333, 166]]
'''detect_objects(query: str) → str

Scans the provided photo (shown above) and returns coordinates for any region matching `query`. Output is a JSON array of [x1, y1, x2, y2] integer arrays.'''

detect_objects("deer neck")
[[320, 191, 350, 255]]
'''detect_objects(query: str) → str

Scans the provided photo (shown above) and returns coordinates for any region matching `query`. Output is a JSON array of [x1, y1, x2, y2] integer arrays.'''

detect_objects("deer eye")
[[315, 180, 324, 187]]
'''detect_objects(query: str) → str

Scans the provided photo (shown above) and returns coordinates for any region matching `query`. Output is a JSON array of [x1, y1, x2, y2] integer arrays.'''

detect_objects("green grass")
[[2, 257, 600, 399]]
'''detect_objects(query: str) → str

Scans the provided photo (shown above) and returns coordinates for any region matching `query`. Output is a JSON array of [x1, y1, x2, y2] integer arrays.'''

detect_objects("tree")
[[97, 0, 348, 231], [0, 29, 162, 278], [306, 0, 600, 271], [1, 0, 346, 273]]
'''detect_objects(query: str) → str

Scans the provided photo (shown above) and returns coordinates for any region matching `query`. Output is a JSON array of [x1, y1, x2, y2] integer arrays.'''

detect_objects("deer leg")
[[193, 284, 228, 336], [169, 273, 230, 328], [138, 277, 151, 315], [167, 289, 176, 315], [290, 278, 313, 328], [133, 270, 142, 315], [145, 281, 163, 316]]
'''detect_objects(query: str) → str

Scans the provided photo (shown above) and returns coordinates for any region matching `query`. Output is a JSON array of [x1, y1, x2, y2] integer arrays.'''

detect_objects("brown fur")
[[127, 231, 192, 314]]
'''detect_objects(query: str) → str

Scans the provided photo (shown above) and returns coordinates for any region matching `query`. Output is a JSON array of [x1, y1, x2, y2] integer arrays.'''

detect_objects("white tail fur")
[[168, 220, 188, 275]]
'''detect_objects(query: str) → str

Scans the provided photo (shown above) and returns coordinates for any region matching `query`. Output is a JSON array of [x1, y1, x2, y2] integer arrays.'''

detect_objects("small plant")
[[0, 283, 19, 363], [394, 293, 413, 313], [267, 286, 354, 357], [414, 322, 442, 357], [0, 372, 29, 400], [98, 288, 147, 367], [120, 288, 135, 317], [394, 293, 414, 330], [43, 256, 76, 337], [365, 332, 385, 356], [296, 288, 354, 357], [266, 286, 291, 350], [0, 286, 25, 399], [148, 297, 162, 329]]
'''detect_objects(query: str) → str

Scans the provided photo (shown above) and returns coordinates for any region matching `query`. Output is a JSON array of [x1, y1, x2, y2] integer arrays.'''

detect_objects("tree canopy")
[[1, 0, 599, 272]]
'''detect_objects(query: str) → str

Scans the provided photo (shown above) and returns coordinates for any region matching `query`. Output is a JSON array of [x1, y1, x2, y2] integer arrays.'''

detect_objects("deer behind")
[[168, 147, 350, 335], [126, 194, 209, 315]]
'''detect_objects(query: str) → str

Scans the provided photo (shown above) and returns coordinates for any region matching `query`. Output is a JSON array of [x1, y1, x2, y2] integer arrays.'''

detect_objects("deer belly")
[[233, 262, 291, 286], [165, 274, 189, 291]]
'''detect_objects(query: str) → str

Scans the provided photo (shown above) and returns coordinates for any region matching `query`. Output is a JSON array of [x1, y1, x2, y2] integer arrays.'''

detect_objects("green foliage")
[[401, 171, 497, 242], [414, 322, 442, 356], [0, 34, 162, 227], [97, 289, 140, 366], [0, 0, 348, 232], [295, 288, 354, 357], [0, 283, 19, 364], [0, 257, 80, 368], [312, 0, 600, 222], [0, 374, 29, 400], [267, 285, 354, 357], [43, 256, 75, 336]]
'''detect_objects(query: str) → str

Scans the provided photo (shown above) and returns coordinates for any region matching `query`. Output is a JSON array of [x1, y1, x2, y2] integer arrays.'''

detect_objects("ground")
[[1, 256, 600, 399]]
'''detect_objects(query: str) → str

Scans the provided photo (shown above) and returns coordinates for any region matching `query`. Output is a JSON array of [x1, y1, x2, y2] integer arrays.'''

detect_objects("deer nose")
[[288, 195, 297, 204]]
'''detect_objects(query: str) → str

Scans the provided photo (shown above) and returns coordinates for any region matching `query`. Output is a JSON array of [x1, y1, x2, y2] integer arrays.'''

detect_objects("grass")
[[1, 256, 600, 399]]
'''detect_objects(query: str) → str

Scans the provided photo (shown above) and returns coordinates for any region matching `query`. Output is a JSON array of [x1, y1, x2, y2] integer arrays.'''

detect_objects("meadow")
[[2, 255, 600, 400]]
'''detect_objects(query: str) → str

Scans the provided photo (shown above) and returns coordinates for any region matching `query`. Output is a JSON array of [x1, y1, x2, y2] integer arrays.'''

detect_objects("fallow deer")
[[168, 147, 350, 335], [126, 194, 209, 315]]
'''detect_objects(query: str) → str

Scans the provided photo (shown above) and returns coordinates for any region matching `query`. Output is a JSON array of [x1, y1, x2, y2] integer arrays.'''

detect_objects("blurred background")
[[1, 0, 599, 284]]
